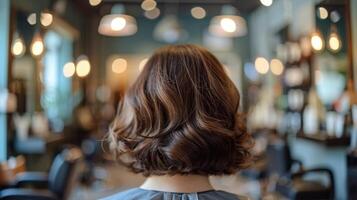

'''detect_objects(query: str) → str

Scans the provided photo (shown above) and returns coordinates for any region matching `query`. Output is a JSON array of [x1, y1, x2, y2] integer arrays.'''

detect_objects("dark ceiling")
[[73, 0, 262, 18], [101, 0, 262, 13]]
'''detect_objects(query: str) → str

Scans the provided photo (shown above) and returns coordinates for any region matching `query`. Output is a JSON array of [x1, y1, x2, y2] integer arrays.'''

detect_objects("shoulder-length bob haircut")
[[108, 44, 253, 176]]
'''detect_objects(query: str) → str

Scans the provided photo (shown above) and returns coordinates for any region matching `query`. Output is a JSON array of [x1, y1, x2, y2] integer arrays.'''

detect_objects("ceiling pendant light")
[[328, 25, 341, 52], [98, 4, 137, 37], [11, 32, 26, 57], [260, 0, 273, 7], [209, 5, 247, 38], [31, 31, 45, 57]]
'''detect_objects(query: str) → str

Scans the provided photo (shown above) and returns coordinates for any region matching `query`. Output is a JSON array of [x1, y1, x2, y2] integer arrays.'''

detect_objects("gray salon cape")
[[101, 188, 246, 200]]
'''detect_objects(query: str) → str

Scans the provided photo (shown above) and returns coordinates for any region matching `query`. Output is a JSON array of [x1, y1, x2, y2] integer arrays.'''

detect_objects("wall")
[[96, 14, 251, 93], [249, 0, 316, 59], [352, 0, 357, 89], [0, 0, 10, 161]]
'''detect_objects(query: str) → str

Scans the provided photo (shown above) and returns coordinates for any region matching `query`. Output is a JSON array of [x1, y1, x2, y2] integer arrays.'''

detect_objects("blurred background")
[[0, 0, 357, 199]]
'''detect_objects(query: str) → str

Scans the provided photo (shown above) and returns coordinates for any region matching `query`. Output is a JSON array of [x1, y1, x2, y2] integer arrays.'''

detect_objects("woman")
[[104, 44, 253, 200]]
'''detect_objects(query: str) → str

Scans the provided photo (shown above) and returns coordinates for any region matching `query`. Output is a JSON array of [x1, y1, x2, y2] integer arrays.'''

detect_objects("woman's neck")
[[140, 174, 214, 193]]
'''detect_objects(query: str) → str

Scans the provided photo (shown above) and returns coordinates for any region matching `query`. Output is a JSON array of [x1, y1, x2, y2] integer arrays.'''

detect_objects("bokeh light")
[[89, 0, 102, 6], [41, 12, 53, 27], [76, 58, 91, 77], [191, 7, 206, 19], [270, 59, 284, 75], [255, 57, 269, 74], [112, 58, 127, 74], [12, 38, 25, 57], [111, 17, 126, 31], [141, 0, 157, 11], [63, 62, 75, 78], [220, 18, 236, 33], [311, 32, 324, 51], [144, 8, 160, 19], [260, 0, 273, 7], [318, 7, 328, 19]]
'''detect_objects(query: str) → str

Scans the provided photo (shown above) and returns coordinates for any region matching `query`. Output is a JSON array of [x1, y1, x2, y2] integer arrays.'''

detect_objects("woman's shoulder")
[[100, 188, 247, 200]]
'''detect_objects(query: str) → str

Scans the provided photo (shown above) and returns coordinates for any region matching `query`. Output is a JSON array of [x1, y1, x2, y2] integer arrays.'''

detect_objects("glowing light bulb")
[[311, 32, 324, 51], [76, 58, 91, 77], [112, 58, 127, 74], [191, 7, 206, 19], [139, 58, 148, 71], [328, 33, 341, 52], [89, 0, 102, 6], [260, 0, 273, 7], [41, 12, 53, 27], [270, 59, 284, 75], [318, 7, 328, 19], [31, 41, 44, 56], [12, 37, 25, 57], [141, 0, 157, 11], [63, 62, 75, 78], [31, 33, 44, 57], [220, 18, 236, 33], [111, 17, 126, 31], [255, 57, 269, 74]]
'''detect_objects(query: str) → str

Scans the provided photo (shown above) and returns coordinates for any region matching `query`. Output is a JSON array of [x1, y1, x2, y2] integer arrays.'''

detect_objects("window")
[[42, 30, 74, 132]]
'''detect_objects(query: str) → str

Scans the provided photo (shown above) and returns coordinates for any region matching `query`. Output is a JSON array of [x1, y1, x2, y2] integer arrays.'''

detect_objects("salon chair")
[[267, 137, 335, 200], [0, 147, 83, 200], [266, 137, 303, 176], [275, 168, 334, 200], [80, 138, 100, 185], [347, 149, 357, 200]]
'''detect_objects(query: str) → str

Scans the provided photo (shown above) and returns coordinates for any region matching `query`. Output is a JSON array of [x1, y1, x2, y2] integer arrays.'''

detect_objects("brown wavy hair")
[[108, 44, 253, 176]]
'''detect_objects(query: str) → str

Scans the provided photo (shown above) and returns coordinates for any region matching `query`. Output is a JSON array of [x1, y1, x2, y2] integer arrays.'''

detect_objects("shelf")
[[297, 132, 350, 147], [14, 133, 69, 154]]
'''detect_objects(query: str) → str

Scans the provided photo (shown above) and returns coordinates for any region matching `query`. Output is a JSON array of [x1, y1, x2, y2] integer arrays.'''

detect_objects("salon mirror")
[[10, 7, 78, 133]]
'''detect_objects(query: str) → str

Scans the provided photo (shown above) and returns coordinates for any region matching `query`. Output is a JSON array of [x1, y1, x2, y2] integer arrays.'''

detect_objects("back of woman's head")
[[109, 44, 252, 176]]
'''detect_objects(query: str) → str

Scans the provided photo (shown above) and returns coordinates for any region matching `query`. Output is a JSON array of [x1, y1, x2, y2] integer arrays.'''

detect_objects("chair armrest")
[[13, 172, 49, 188], [0, 188, 57, 200], [292, 167, 335, 196], [291, 159, 303, 171]]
